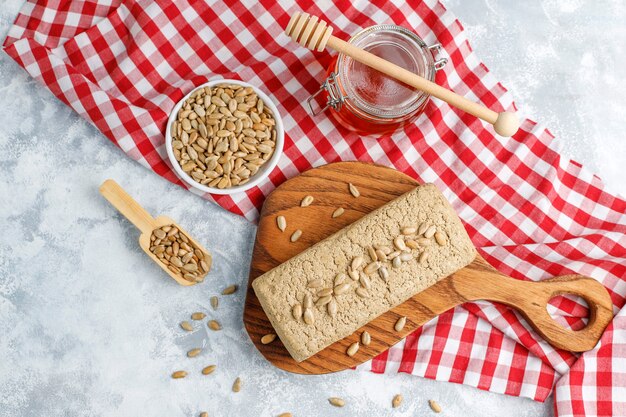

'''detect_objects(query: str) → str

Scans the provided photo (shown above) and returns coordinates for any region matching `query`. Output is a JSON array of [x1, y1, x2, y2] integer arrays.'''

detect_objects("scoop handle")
[[99, 179, 157, 234], [455, 256, 614, 352]]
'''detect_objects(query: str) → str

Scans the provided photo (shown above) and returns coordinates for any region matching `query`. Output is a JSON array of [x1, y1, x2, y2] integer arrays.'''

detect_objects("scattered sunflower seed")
[[208, 320, 222, 331], [429, 399, 442, 413], [346, 341, 360, 357], [180, 321, 193, 332], [187, 348, 202, 357], [300, 195, 314, 207], [210, 296, 218, 310], [394, 316, 407, 332], [392, 394, 403, 408], [332, 207, 345, 218], [232, 377, 242, 392], [290, 229, 302, 242], [202, 365, 216, 375], [171, 370, 187, 379], [329, 397, 345, 407], [191, 312, 206, 320], [361, 331, 371, 346], [200, 412, 208, 417], [222, 285, 238, 295], [276, 215, 287, 232], [261, 334, 277, 344], [348, 183, 360, 198], [277, 413, 292, 417]]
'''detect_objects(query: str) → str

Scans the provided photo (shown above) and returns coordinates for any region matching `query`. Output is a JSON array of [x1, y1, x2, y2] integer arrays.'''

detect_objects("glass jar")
[[307, 25, 447, 135]]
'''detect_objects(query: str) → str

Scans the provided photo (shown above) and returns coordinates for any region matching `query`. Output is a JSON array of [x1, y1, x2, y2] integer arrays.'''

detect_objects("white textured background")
[[1, 0, 624, 416]]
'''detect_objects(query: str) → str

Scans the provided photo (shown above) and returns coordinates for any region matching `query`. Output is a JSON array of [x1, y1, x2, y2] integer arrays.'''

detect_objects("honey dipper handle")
[[99, 179, 157, 234], [325, 36, 519, 137], [455, 257, 614, 352]]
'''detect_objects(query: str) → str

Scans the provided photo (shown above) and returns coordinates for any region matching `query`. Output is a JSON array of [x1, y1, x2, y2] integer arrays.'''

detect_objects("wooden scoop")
[[285, 12, 520, 137], [99, 179, 211, 286]]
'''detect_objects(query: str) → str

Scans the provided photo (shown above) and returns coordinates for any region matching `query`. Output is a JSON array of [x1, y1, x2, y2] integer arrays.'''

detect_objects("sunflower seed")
[[187, 348, 202, 357], [367, 246, 378, 261], [222, 285, 238, 295], [307, 279, 323, 288], [329, 397, 345, 407], [351, 256, 364, 270], [355, 287, 368, 297], [277, 414, 292, 417], [394, 316, 407, 332], [364, 261, 381, 274], [332, 207, 345, 218], [171, 370, 187, 379], [378, 266, 389, 280], [316, 295, 332, 306], [399, 252, 412, 262], [402, 226, 417, 235], [290, 230, 302, 242], [327, 298, 337, 317], [191, 312, 206, 320], [393, 236, 407, 251], [429, 399, 442, 413], [180, 321, 193, 331], [200, 412, 208, 417], [303, 308, 314, 324], [261, 334, 277, 344], [419, 251, 429, 264], [405, 239, 419, 249], [417, 237, 432, 246], [292, 303, 303, 320], [348, 183, 360, 197], [346, 341, 359, 357], [361, 331, 371, 346], [210, 296, 218, 310], [334, 273, 347, 286], [424, 225, 437, 239], [300, 195, 314, 207], [276, 215, 287, 232], [392, 256, 402, 268], [232, 377, 242, 392], [333, 283, 351, 295], [434, 231, 447, 246], [303, 294, 313, 309], [348, 268, 359, 281], [317, 288, 333, 297], [202, 365, 216, 375], [208, 320, 221, 331], [375, 249, 388, 261], [392, 394, 403, 408], [417, 222, 430, 235], [359, 273, 371, 289]]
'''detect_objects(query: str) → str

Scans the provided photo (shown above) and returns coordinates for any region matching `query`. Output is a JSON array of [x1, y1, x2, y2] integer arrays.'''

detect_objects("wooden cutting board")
[[243, 162, 613, 374]]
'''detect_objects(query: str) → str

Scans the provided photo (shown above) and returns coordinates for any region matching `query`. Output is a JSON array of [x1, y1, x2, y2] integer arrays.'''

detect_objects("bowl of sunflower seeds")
[[165, 79, 284, 195]]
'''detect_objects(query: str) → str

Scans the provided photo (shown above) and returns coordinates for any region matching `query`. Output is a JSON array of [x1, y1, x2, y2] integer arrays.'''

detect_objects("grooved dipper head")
[[285, 12, 333, 52]]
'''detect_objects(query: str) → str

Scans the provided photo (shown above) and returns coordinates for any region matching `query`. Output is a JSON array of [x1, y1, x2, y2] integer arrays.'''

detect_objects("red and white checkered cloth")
[[4, 1, 626, 415]]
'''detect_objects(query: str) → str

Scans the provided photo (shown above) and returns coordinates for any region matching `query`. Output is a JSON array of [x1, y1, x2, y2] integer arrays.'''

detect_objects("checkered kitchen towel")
[[4, 1, 626, 415]]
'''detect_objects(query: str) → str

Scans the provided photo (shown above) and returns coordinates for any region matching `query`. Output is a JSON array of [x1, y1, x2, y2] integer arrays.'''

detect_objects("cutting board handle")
[[456, 258, 614, 352]]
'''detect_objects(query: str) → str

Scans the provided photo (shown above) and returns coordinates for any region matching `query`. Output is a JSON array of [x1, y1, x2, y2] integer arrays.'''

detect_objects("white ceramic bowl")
[[165, 79, 284, 195]]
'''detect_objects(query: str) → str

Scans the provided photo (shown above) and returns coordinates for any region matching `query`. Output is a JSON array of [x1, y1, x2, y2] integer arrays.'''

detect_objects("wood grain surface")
[[243, 162, 613, 374]]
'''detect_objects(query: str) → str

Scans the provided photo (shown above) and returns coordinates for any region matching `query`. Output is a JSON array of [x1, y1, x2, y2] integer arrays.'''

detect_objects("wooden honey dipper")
[[286, 12, 520, 137]]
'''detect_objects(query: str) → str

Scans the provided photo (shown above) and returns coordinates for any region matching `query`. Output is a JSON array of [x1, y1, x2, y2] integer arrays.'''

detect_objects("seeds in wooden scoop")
[[361, 331, 371, 346], [392, 394, 403, 408], [171, 370, 187, 379], [429, 399, 442, 413], [346, 342, 359, 357], [208, 320, 222, 331], [187, 348, 202, 357], [300, 195, 314, 207], [395, 316, 407, 332], [261, 334, 277, 344], [222, 285, 238, 295], [169, 84, 277, 189], [276, 215, 287, 232], [191, 312, 206, 320], [232, 377, 242, 392], [149, 225, 210, 283], [210, 296, 218, 310], [290, 229, 302, 242], [332, 207, 344, 218], [202, 365, 216, 375], [348, 183, 360, 197], [328, 397, 345, 407], [180, 321, 193, 332]]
